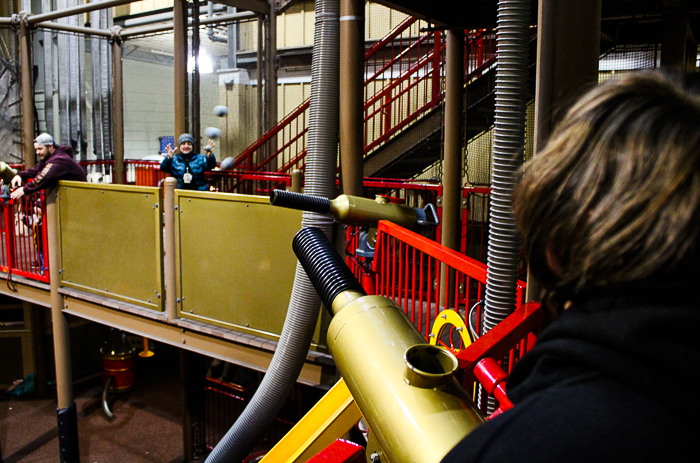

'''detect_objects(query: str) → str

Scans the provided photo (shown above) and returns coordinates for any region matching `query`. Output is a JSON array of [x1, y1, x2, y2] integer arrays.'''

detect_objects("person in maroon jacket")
[[10, 133, 87, 200]]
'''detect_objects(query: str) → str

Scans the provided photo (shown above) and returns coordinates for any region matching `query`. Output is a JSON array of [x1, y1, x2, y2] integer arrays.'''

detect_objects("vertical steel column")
[[441, 30, 464, 253], [101, 8, 113, 156], [227, 6, 238, 68], [164, 177, 177, 322], [339, 0, 364, 197], [529, 0, 601, 301], [42, 0, 54, 140], [662, 9, 689, 69], [440, 30, 464, 307], [265, 1, 278, 131], [20, 12, 35, 168], [257, 15, 264, 140], [291, 169, 303, 193], [192, 0, 201, 153], [47, 187, 80, 461], [90, 7, 103, 159], [111, 27, 124, 184], [174, 0, 188, 138]]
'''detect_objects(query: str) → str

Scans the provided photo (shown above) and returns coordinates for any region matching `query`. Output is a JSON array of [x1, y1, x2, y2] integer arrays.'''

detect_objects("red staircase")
[[229, 18, 496, 174]]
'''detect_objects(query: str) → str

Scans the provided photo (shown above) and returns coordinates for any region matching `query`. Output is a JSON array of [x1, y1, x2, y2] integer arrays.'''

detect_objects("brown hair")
[[515, 71, 700, 302]]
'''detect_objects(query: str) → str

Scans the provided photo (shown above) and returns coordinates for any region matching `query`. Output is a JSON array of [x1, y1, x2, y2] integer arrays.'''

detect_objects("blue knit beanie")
[[177, 133, 195, 147]]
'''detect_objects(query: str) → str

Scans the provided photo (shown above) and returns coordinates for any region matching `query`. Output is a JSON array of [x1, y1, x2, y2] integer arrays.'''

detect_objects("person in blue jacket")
[[160, 133, 216, 190]]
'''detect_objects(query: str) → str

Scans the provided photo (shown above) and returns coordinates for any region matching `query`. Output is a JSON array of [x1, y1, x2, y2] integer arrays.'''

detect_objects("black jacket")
[[442, 283, 699, 462], [19, 146, 87, 193]]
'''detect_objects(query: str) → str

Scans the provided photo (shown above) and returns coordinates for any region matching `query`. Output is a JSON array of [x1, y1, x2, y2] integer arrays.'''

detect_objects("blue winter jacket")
[[160, 153, 216, 190]]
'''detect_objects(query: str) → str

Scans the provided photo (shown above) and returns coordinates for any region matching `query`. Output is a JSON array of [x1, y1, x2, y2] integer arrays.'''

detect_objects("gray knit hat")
[[177, 133, 195, 147], [34, 133, 55, 146]]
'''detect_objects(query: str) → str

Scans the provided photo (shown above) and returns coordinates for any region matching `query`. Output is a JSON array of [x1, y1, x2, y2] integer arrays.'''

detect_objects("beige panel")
[[303, 1, 314, 45], [282, 2, 305, 48], [175, 191, 324, 344], [57, 182, 164, 311]]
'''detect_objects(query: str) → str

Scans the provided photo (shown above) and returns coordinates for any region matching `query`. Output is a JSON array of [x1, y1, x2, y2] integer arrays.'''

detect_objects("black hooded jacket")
[[442, 282, 700, 462]]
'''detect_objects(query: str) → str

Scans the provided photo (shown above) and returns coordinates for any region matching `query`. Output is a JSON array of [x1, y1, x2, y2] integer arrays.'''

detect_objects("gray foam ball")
[[213, 105, 229, 117], [220, 156, 235, 171], [204, 127, 222, 139]]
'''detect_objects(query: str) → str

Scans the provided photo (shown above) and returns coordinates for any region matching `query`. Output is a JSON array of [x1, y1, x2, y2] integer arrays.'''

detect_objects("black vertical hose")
[[204, 0, 340, 461]]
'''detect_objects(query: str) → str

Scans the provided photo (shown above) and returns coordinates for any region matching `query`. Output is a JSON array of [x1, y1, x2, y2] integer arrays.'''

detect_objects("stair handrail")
[[230, 16, 419, 172], [231, 18, 496, 174]]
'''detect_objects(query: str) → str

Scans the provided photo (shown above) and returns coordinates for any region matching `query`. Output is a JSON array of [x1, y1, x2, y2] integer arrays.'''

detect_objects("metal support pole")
[[291, 169, 303, 193], [20, 12, 35, 168], [265, 2, 277, 131], [529, 0, 601, 301], [181, 350, 206, 461], [111, 27, 124, 184], [164, 177, 177, 322], [174, 0, 188, 138], [192, 0, 201, 153], [339, 0, 364, 197], [440, 30, 464, 308], [662, 9, 689, 69], [47, 187, 80, 461], [257, 15, 264, 140]]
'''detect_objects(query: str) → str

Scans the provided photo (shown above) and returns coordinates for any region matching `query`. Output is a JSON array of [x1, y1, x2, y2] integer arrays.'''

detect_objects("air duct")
[[482, 2, 530, 336], [203, 0, 340, 461]]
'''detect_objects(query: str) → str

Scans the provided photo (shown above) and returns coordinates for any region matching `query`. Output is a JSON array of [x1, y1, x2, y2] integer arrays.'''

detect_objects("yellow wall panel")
[[57, 182, 164, 311], [175, 191, 325, 345]]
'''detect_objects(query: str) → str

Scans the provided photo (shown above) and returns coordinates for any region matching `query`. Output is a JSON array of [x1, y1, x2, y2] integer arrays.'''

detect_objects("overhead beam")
[[34, 20, 113, 37], [60, 293, 333, 387], [215, 0, 269, 15], [28, 0, 141, 24], [120, 10, 256, 38]]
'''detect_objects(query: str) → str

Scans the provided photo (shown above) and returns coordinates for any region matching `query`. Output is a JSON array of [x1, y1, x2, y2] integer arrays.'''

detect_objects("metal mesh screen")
[[599, 43, 660, 82]]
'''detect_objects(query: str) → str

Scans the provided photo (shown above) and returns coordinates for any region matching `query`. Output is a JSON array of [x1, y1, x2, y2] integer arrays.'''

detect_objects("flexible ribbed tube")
[[270, 189, 332, 215], [204, 0, 340, 461], [483, 0, 530, 334], [293, 227, 366, 311], [479, 0, 530, 413]]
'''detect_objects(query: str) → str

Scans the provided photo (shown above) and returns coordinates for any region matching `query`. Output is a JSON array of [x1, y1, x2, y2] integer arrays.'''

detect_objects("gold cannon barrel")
[[328, 295, 485, 463], [328, 194, 420, 230], [269, 189, 438, 230], [293, 227, 483, 462]]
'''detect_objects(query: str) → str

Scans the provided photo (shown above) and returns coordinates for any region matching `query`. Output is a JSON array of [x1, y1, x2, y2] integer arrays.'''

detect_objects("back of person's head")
[[515, 71, 700, 303]]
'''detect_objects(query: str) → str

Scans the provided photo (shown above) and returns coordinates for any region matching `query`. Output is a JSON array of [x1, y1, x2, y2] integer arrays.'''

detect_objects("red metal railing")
[[231, 19, 497, 174], [206, 170, 292, 195], [458, 301, 542, 414], [0, 191, 49, 283], [363, 219, 538, 416], [366, 220, 525, 343], [79, 160, 169, 186]]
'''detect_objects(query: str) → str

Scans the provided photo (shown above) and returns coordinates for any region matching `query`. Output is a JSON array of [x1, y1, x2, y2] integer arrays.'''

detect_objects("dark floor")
[[0, 344, 185, 463]]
